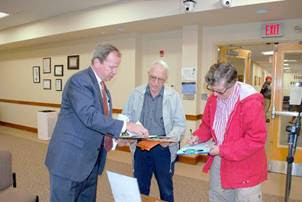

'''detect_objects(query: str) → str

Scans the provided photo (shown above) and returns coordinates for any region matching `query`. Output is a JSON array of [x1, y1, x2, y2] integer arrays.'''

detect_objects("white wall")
[[0, 34, 138, 127], [141, 31, 182, 91]]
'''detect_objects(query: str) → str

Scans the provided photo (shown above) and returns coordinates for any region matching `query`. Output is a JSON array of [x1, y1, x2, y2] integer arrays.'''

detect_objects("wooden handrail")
[[0, 99, 202, 120]]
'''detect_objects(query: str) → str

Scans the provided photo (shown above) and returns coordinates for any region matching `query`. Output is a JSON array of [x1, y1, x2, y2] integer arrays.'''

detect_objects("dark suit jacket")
[[45, 67, 123, 182]]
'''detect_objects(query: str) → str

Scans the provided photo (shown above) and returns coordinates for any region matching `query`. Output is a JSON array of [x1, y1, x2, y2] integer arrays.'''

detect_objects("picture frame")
[[55, 79, 62, 91], [43, 79, 51, 90], [43, 57, 51, 73], [32, 66, 40, 83], [54, 65, 64, 76], [67, 55, 80, 70]]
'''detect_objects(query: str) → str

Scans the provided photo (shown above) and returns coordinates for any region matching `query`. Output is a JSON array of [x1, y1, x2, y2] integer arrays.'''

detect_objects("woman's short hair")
[[91, 43, 121, 63], [205, 63, 237, 88]]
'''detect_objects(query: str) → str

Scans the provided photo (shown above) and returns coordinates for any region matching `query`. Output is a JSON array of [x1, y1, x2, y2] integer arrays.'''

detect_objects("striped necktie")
[[101, 81, 113, 151]]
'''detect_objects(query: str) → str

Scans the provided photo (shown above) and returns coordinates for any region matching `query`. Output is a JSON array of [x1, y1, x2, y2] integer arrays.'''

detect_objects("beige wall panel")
[[141, 31, 182, 91], [0, 102, 58, 128]]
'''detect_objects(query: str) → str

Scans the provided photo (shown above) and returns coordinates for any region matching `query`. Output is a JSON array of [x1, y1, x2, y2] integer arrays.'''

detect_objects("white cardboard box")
[[37, 110, 58, 140]]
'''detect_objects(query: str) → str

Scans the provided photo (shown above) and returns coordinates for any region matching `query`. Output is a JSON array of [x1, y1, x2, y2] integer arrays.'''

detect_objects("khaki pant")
[[264, 98, 271, 120], [209, 156, 262, 202]]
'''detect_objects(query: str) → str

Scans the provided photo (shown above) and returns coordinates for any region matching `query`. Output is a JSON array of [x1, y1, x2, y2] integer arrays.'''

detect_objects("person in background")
[[260, 75, 272, 122], [188, 63, 267, 202], [122, 60, 186, 202], [45, 44, 148, 202]]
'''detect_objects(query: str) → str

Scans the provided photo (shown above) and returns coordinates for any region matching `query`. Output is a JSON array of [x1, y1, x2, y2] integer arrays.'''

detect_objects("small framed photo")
[[54, 65, 64, 76], [32, 66, 40, 83], [43, 79, 51, 90], [43, 57, 51, 73], [67, 55, 79, 70], [55, 79, 62, 91]]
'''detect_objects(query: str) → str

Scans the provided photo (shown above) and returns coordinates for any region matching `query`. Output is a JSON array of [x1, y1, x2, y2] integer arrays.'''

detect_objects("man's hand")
[[160, 142, 170, 147], [126, 122, 149, 138], [117, 139, 130, 146], [187, 135, 200, 145]]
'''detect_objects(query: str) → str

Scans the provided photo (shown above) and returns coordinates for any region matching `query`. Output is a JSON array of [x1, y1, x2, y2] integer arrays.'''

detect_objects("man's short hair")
[[149, 59, 169, 73], [91, 44, 121, 63]]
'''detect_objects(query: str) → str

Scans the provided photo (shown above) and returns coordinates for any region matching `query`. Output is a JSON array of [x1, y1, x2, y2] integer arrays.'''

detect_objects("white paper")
[[289, 86, 302, 105], [107, 171, 142, 202], [181, 67, 197, 81]]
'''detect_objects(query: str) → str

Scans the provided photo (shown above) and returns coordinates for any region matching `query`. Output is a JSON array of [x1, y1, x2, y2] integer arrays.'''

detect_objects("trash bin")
[[37, 110, 58, 140]]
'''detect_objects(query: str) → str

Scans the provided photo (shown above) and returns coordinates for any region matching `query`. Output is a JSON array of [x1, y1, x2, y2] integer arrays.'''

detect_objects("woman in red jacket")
[[189, 63, 267, 202]]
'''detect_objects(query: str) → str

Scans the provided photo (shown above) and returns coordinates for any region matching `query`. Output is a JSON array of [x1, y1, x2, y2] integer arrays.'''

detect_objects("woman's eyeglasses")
[[206, 84, 233, 95]]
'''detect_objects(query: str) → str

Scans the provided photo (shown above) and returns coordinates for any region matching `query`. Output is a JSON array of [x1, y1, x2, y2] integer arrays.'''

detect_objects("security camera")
[[183, 0, 196, 12], [221, 0, 232, 8]]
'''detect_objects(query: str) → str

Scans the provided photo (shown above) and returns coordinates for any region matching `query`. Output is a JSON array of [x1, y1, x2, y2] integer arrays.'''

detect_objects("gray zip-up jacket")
[[123, 84, 186, 162]]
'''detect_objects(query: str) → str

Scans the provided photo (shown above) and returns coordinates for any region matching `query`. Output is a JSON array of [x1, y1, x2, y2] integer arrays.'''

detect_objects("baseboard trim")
[[0, 121, 37, 133]]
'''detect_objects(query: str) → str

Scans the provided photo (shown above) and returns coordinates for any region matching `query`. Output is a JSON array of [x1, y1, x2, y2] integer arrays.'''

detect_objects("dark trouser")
[[50, 154, 101, 202], [134, 145, 175, 202]]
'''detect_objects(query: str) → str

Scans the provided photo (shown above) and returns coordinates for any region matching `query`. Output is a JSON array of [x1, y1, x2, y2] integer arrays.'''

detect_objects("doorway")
[[218, 42, 302, 176]]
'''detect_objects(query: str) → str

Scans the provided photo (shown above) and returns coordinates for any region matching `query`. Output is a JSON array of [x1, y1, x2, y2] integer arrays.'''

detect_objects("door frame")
[[268, 43, 302, 175]]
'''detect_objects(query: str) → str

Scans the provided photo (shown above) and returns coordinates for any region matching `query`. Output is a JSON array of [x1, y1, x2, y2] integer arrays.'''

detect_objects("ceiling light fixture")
[[256, 8, 268, 14], [262, 51, 274, 56], [0, 12, 9, 19], [284, 59, 297, 62]]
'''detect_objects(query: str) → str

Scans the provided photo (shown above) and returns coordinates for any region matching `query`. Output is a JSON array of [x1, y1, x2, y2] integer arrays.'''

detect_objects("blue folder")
[[177, 141, 215, 155]]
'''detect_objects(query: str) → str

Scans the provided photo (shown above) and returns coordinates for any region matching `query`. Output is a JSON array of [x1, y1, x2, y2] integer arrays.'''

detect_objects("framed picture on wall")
[[32, 66, 40, 83], [55, 79, 62, 91], [43, 57, 51, 73], [43, 79, 51, 90], [54, 65, 64, 76], [67, 55, 79, 70]]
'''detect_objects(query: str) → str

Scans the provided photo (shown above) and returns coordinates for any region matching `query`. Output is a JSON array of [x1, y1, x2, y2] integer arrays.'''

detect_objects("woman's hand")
[[187, 135, 200, 145], [209, 145, 220, 156]]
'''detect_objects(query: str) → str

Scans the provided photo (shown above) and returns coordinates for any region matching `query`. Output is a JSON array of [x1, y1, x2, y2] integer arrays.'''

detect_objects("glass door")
[[269, 43, 302, 176], [218, 46, 252, 84]]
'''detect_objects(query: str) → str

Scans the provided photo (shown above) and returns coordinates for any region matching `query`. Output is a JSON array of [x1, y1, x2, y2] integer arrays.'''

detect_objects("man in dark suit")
[[45, 44, 148, 202]]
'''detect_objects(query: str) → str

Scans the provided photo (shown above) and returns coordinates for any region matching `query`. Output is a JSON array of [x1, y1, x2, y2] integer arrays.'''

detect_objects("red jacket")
[[193, 82, 267, 188]]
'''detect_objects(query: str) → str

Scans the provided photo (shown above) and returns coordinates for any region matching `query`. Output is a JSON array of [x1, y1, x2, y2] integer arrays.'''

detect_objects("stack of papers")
[[120, 132, 176, 142], [177, 141, 215, 155]]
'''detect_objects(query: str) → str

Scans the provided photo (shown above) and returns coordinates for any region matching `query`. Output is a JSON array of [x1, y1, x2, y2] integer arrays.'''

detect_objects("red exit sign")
[[261, 22, 283, 38]]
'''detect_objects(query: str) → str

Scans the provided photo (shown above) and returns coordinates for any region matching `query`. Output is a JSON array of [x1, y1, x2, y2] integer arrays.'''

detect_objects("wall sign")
[[261, 22, 283, 38]]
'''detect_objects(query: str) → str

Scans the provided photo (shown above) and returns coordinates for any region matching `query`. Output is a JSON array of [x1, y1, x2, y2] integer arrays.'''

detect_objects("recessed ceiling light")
[[256, 8, 268, 14], [117, 28, 124, 32], [0, 12, 9, 19], [284, 59, 297, 62], [262, 51, 274, 56]]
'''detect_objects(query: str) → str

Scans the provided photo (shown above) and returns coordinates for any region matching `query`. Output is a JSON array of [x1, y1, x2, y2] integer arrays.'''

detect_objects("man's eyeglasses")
[[149, 75, 166, 83], [206, 84, 233, 95]]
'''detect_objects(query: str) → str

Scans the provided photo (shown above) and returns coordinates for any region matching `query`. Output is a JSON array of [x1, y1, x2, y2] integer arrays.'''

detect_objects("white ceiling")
[[0, 0, 123, 30], [0, 0, 302, 72]]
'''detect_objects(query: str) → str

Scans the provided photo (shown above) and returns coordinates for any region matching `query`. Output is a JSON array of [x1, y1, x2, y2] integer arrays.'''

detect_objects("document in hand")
[[177, 141, 215, 155]]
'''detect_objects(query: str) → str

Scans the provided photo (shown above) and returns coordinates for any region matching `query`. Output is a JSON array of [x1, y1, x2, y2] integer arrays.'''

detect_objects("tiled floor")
[[1, 126, 301, 201]]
